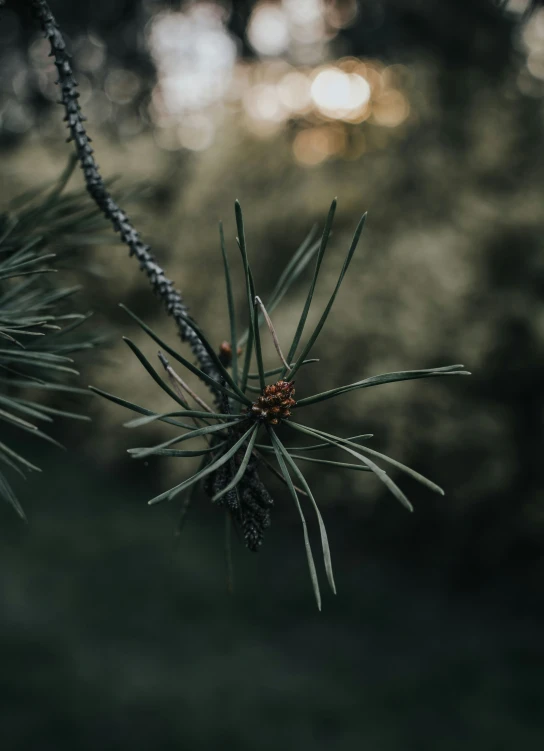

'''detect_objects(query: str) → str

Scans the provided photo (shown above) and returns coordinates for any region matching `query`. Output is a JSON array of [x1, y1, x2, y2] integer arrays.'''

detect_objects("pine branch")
[[0, 162, 108, 518], [25, 0, 219, 392], [20, 0, 276, 547]]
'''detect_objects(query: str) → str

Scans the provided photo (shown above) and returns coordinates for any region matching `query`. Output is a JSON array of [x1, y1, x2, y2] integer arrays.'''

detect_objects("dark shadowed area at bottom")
[[1, 439, 542, 751]]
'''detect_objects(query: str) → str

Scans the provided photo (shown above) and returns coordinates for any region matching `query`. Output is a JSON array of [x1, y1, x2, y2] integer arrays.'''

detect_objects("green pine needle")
[[295, 365, 470, 407], [148, 423, 256, 505], [271, 430, 336, 595], [120, 305, 250, 406], [131, 418, 246, 460], [268, 427, 322, 611], [219, 221, 239, 387], [212, 423, 259, 502], [287, 421, 414, 512], [286, 211, 366, 380], [284, 199, 337, 375]]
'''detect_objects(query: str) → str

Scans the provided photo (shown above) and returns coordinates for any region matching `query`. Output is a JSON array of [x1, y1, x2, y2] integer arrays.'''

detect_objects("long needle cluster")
[[21, 0, 470, 608], [92, 199, 470, 609]]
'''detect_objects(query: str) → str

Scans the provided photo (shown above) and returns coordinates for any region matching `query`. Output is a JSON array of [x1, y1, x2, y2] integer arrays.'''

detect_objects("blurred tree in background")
[[0, 1, 543, 749]]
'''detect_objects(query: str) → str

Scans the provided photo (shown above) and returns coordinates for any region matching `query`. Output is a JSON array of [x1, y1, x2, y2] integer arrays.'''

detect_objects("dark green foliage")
[[0, 160, 105, 518], [95, 200, 469, 608], [21, 0, 292, 571], [19, 0, 469, 608]]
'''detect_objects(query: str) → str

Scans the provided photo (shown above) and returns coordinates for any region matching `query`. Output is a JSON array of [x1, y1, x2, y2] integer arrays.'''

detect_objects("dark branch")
[[21, 0, 275, 551], [26, 0, 218, 390]]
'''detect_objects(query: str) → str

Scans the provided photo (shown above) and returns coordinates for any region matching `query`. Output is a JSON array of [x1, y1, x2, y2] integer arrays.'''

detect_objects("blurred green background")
[[1, 0, 543, 748]]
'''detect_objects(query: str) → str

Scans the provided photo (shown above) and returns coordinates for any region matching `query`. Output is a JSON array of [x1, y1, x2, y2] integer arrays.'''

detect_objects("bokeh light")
[[247, 3, 290, 57], [148, 6, 237, 117], [522, 8, 544, 82], [145, 1, 410, 163], [371, 89, 410, 127], [277, 71, 313, 113], [0, 0, 410, 160], [310, 67, 371, 118]]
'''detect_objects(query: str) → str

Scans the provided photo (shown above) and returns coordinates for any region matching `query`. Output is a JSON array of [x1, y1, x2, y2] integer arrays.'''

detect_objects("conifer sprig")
[[18, 0, 293, 558], [19, 1, 469, 606], [0, 161, 104, 518], [94, 200, 469, 609], [26, 0, 219, 392]]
